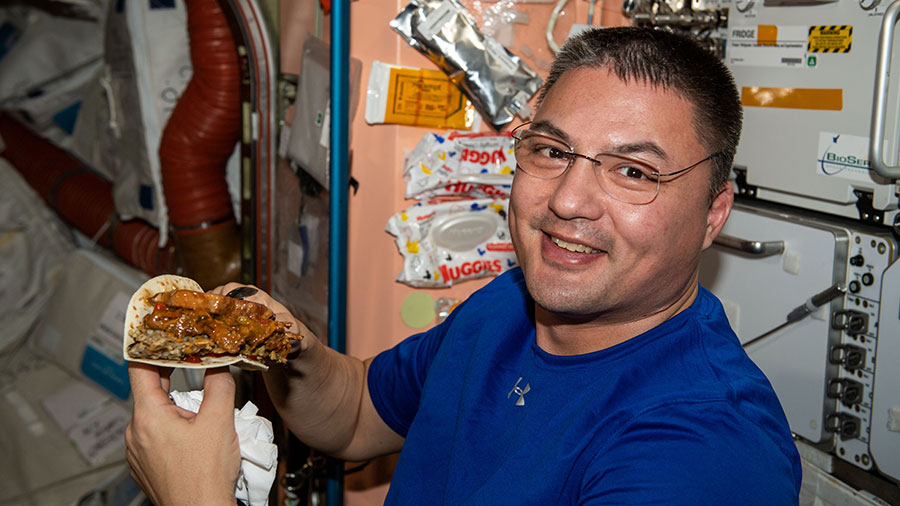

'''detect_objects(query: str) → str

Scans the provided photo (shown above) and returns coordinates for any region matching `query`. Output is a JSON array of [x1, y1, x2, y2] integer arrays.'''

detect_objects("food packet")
[[390, 0, 542, 131], [365, 61, 478, 130], [403, 131, 515, 199], [386, 198, 518, 287]]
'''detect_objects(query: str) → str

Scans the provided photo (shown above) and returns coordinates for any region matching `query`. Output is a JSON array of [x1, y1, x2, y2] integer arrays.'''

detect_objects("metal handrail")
[[870, 0, 900, 179]]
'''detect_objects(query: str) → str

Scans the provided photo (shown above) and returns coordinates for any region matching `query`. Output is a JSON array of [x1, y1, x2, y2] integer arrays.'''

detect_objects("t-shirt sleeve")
[[579, 401, 800, 505], [367, 316, 451, 438]]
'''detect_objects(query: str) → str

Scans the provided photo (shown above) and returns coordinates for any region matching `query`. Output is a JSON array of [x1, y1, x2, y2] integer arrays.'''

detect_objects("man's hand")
[[125, 363, 240, 506]]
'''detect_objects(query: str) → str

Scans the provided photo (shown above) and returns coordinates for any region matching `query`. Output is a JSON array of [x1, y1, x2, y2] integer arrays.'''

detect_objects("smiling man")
[[126, 27, 802, 506], [509, 64, 733, 355]]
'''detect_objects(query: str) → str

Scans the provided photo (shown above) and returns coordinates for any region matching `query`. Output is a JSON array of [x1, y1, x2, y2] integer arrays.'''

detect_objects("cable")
[[546, 0, 569, 54], [743, 283, 846, 349]]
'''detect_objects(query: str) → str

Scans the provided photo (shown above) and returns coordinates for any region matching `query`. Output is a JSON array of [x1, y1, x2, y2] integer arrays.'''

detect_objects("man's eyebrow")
[[611, 142, 670, 163], [528, 120, 572, 145], [529, 120, 671, 163]]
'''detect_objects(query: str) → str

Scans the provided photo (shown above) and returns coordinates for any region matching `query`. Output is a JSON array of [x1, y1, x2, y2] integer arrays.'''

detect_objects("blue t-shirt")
[[369, 268, 802, 505]]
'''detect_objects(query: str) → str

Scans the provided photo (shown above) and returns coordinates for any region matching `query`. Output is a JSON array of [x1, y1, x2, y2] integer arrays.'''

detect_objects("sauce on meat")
[[143, 306, 287, 354]]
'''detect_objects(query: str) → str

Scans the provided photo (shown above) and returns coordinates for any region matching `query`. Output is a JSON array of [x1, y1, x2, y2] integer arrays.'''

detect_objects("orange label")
[[383, 67, 475, 129], [757, 25, 778, 46], [742, 87, 842, 111]]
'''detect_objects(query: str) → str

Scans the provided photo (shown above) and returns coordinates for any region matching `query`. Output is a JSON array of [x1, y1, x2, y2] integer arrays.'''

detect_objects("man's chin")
[[529, 286, 606, 322]]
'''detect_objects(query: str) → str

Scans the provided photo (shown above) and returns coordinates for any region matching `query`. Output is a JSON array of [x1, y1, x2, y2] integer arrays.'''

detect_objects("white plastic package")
[[0, 158, 74, 353], [0, 6, 103, 105], [403, 131, 515, 199], [386, 197, 518, 287], [285, 35, 362, 190]]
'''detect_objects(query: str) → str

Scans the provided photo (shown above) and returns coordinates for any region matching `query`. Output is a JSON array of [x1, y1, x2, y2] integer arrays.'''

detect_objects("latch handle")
[[870, 0, 900, 179], [713, 233, 784, 257]]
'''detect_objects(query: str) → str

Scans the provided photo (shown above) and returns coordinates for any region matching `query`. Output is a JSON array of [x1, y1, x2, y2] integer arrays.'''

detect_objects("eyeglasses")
[[510, 122, 721, 205]]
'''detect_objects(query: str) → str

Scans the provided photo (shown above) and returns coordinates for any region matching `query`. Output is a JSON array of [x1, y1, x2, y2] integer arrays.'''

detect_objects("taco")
[[123, 274, 299, 370]]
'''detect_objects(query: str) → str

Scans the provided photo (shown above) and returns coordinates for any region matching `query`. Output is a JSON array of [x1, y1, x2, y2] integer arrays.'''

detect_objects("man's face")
[[509, 66, 732, 325]]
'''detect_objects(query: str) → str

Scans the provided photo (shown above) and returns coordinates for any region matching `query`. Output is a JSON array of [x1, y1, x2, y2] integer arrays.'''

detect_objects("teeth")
[[551, 236, 601, 254]]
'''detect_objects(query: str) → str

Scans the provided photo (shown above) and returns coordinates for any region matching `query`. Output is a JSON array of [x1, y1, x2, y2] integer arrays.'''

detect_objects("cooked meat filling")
[[150, 290, 274, 320], [127, 290, 296, 363]]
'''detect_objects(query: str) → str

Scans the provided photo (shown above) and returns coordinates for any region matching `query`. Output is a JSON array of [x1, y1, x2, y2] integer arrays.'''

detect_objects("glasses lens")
[[596, 154, 661, 204], [513, 132, 572, 179], [510, 126, 663, 205]]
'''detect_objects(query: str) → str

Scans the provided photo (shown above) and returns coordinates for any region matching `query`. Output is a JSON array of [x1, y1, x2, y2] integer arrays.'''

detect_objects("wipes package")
[[403, 130, 514, 200], [386, 198, 518, 288]]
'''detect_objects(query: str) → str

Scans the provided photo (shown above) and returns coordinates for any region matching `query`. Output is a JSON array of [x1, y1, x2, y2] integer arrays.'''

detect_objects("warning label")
[[808, 26, 852, 53]]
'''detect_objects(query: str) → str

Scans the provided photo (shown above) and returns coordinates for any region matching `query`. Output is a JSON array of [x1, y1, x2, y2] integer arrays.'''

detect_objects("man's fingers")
[[209, 282, 243, 296], [128, 362, 176, 409], [210, 282, 260, 298], [159, 366, 175, 392], [198, 367, 236, 420]]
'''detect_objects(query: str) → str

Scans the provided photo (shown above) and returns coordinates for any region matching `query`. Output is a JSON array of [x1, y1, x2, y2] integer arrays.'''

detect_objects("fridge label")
[[728, 25, 807, 67]]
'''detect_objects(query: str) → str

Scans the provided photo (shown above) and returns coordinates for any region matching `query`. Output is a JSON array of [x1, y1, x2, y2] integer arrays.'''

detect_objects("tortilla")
[[123, 274, 269, 371]]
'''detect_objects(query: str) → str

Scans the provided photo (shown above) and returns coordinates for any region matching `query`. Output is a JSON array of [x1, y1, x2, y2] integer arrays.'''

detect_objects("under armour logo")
[[507, 377, 531, 406]]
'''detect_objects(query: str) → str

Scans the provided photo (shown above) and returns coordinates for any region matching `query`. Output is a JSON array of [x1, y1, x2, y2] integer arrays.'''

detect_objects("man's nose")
[[547, 156, 609, 220]]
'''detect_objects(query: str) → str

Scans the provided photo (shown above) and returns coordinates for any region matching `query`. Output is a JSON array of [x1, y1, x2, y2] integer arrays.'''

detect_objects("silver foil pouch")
[[390, 0, 542, 131]]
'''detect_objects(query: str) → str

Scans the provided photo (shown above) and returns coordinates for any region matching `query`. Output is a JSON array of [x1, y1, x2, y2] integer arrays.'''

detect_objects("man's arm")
[[262, 334, 405, 460], [217, 283, 406, 461]]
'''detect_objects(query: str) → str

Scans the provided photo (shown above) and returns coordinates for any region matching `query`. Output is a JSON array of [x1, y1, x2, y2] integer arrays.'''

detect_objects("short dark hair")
[[539, 27, 742, 202]]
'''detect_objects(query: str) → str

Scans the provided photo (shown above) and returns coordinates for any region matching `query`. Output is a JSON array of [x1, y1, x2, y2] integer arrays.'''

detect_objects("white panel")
[[725, 0, 900, 222], [800, 458, 891, 506], [700, 203, 849, 442], [870, 257, 900, 482]]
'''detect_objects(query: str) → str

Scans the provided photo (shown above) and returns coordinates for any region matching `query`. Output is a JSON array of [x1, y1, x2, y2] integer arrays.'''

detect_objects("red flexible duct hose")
[[159, 0, 242, 289], [0, 112, 176, 276], [1, 0, 243, 288]]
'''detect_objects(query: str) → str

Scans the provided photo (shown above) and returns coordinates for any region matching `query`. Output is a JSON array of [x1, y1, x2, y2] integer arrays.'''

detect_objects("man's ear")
[[703, 182, 733, 250]]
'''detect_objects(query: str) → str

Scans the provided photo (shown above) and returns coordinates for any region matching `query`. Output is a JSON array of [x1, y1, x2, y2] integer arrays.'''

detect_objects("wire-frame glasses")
[[511, 122, 721, 205]]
